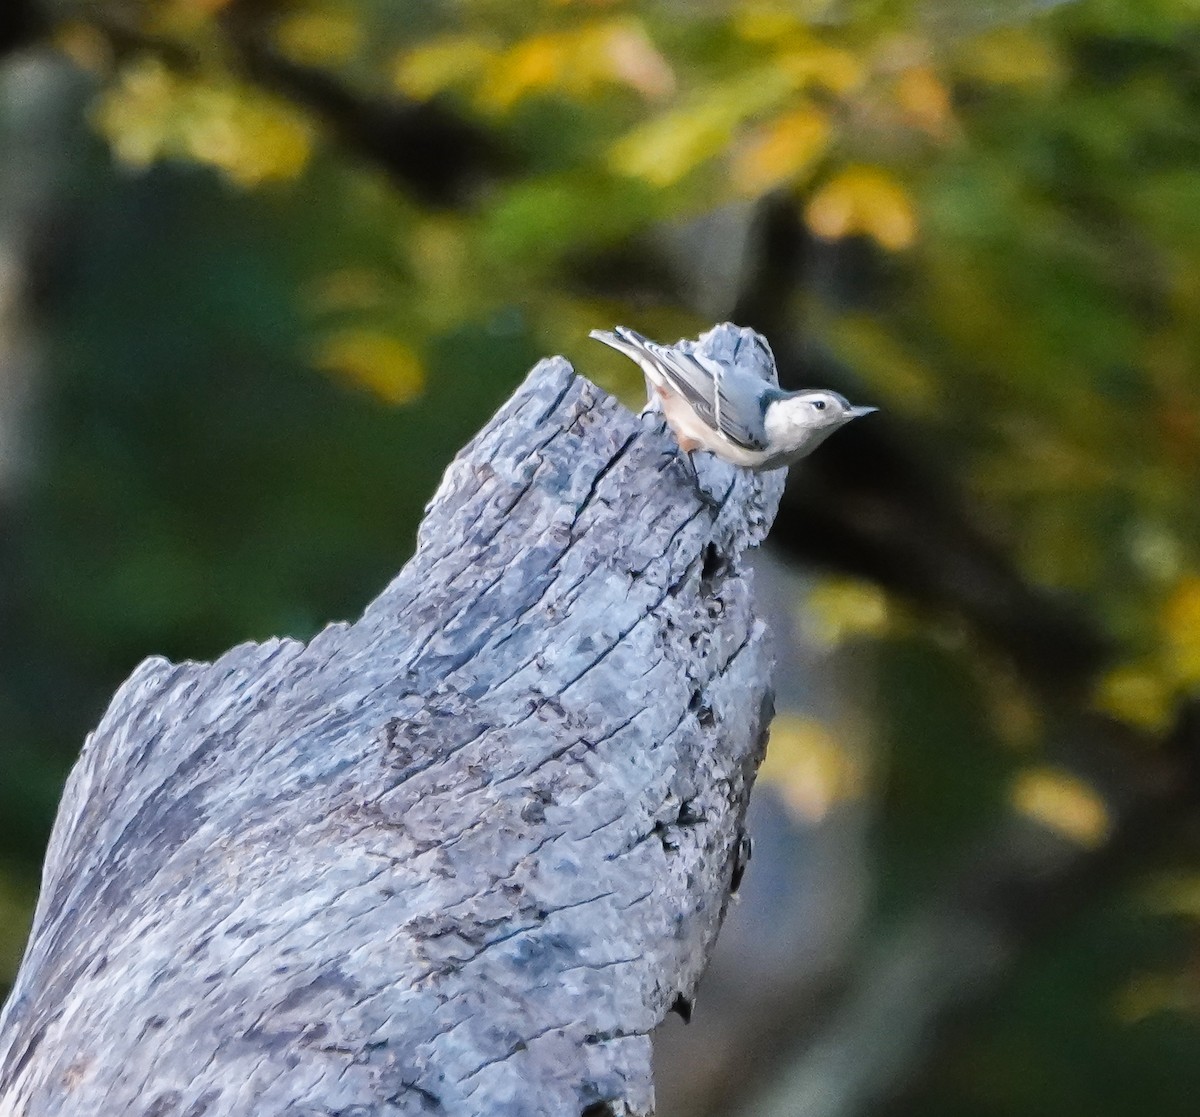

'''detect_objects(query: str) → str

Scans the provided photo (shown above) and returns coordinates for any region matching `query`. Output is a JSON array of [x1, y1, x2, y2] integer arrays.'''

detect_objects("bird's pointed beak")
[[847, 405, 879, 419]]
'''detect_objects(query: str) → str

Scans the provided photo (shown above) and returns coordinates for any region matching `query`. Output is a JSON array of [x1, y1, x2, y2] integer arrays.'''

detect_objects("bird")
[[590, 323, 877, 496]]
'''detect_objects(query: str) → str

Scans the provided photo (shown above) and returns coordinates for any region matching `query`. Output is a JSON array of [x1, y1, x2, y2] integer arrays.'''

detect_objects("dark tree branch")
[[0, 358, 784, 1116]]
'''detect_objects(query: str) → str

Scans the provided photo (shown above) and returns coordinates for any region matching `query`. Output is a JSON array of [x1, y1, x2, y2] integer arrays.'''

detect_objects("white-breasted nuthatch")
[[590, 323, 877, 489]]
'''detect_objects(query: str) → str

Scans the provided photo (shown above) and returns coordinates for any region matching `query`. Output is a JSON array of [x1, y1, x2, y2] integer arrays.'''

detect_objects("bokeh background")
[[3, 0, 1200, 1113]]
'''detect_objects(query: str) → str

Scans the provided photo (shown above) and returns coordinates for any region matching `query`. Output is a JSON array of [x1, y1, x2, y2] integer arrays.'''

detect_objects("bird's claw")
[[680, 450, 721, 510], [659, 447, 720, 508]]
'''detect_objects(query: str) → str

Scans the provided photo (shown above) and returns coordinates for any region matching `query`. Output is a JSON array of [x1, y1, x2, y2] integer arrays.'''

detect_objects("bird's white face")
[[793, 389, 855, 427], [764, 390, 875, 461]]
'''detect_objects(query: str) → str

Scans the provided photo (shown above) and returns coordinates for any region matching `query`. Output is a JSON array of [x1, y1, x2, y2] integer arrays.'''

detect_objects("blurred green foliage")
[[3, 0, 1200, 1113]]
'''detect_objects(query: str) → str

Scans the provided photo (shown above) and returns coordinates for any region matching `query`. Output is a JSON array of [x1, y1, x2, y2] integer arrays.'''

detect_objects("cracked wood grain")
[[0, 356, 785, 1117]]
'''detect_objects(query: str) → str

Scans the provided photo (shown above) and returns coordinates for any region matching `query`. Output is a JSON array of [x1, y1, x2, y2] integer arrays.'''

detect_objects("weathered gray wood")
[[0, 356, 785, 1117]]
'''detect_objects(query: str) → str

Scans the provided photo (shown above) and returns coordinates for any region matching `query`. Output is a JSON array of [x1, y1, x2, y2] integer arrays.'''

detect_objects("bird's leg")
[[682, 449, 721, 509], [657, 436, 720, 509]]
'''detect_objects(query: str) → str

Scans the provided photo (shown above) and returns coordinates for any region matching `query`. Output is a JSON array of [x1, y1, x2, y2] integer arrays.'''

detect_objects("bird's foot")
[[658, 448, 721, 508], [681, 450, 722, 509]]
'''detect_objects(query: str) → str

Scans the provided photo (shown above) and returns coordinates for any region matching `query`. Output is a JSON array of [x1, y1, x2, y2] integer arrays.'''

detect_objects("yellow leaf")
[[732, 4, 806, 44], [806, 166, 917, 251], [894, 65, 953, 137], [94, 59, 312, 185], [759, 713, 865, 823], [314, 330, 425, 405], [394, 36, 494, 100], [93, 58, 181, 168], [186, 86, 313, 186], [805, 177, 856, 240], [1010, 766, 1111, 849], [476, 19, 674, 111], [479, 33, 565, 110], [1094, 663, 1173, 732], [611, 69, 793, 186], [956, 27, 1063, 89], [776, 42, 864, 95], [1162, 574, 1200, 684], [802, 578, 891, 647], [274, 9, 363, 68], [610, 103, 736, 186], [731, 105, 830, 196], [734, 4, 844, 47]]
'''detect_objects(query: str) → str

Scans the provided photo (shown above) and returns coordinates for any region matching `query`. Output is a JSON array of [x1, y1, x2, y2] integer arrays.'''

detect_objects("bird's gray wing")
[[590, 326, 771, 451]]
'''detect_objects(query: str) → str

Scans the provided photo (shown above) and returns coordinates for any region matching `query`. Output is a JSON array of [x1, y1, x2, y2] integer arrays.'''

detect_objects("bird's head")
[[765, 389, 878, 459]]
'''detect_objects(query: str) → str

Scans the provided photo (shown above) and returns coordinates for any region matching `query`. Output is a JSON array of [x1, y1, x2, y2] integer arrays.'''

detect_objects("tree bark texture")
[[0, 357, 785, 1117]]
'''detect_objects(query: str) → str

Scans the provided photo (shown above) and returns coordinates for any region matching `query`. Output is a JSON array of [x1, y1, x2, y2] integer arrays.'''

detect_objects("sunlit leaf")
[[775, 41, 864, 95], [803, 578, 892, 647], [92, 57, 182, 168], [274, 9, 363, 68], [893, 64, 955, 137], [805, 165, 918, 250], [185, 88, 313, 186], [981, 657, 1045, 748], [1126, 521, 1184, 584], [759, 712, 867, 823], [610, 68, 795, 186], [1161, 574, 1200, 684], [476, 19, 674, 112], [478, 33, 565, 110], [147, 0, 231, 38], [732, 2, 842, 44], [955, 26, 1064, 88], [731, 104, 830, 196], [1010, 766, 1112, 848], [314, 329, 425, 405], [94, 59, 313, 186], [394, 35, 495, 99], [610, 105, 734, 187], [409, 215, 473, 291]]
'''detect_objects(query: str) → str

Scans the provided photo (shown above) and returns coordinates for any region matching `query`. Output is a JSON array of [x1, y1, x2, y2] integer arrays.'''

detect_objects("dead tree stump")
[[0, 356, 785, 1116]]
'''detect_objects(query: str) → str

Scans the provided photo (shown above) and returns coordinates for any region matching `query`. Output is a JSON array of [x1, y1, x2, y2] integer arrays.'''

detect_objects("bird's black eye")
[[811, 400, 826, 411]]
